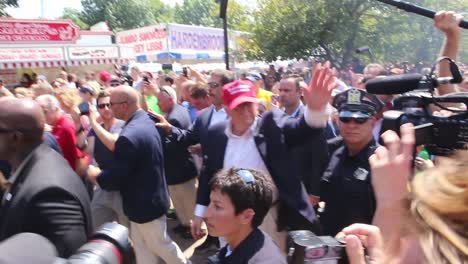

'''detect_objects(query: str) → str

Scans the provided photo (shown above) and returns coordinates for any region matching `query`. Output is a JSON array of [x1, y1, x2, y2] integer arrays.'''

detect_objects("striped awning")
[[0, 58, 133, 70]]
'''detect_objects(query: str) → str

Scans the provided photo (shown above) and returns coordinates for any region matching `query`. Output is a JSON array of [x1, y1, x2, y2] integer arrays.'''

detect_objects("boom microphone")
[[365, 73, 458, 94], [376, 0, 468, 29]]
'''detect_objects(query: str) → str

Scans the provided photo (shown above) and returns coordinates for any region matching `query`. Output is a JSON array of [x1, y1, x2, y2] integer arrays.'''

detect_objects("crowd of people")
[[0, 10, 466, 264]]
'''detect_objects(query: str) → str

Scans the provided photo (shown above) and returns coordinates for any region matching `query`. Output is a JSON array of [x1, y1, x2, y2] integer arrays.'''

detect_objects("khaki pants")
[[130, 216, 187, 264], [168, 178, 198, 226], [91, 185, 129, 231], [260, 203, 288, 253]]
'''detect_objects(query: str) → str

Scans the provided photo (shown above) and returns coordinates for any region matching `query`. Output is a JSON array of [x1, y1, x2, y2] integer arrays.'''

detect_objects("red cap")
[[222, 80, 258, 110], [99, 71, 111, 83]]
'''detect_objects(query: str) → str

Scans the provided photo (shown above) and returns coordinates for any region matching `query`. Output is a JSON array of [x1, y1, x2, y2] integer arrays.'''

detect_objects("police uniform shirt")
[[319, 140, 377, 236]]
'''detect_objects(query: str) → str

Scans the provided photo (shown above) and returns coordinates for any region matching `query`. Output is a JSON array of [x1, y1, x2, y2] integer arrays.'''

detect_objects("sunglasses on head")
[[339, 116, 369, 124], [97, 103, 111, 109]]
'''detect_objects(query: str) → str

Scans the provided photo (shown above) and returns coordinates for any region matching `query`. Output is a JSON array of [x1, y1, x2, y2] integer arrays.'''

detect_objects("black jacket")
[[0, 144, 92, 258], [164, 104, 197, 185]]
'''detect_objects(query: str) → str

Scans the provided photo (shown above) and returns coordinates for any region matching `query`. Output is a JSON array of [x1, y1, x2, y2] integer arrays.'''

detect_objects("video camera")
[[56, 223, 135, 264], [287, 230, 346, 264], [366, 57, 468, 156]]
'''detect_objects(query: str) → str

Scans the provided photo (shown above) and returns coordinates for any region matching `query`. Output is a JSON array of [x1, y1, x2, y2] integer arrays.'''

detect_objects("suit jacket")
[[290, 105, 329, 197], [164, 104, 197, 185], [0, 144, 91, 258], [196, 108, 322, 230], [170, 105, 215, 150], [97, 110, 170, 224]]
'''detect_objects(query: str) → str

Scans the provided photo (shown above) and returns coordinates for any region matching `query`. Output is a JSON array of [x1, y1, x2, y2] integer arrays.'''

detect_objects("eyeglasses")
[[109, 82, 121, 87], [339, 116, 369, 124], [97, 103, 111, 109], [109, 101, 127, 106]]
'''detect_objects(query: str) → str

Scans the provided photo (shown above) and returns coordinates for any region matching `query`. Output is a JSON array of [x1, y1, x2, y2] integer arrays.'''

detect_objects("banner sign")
[[0, 47, 64, 62], [116, 25, 167, 55], [168, 24, 224, 51], [0, 19, 80, 44], [68, 46, 118, 60]]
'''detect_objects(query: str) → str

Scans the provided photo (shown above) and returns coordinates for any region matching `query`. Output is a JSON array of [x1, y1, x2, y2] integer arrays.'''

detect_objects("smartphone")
[[182, 67, 188, 77], [143, 75, 150, 83], [78, 101, 90, 115], [147, 112, 160, 123], [162, 63, 173, 74]]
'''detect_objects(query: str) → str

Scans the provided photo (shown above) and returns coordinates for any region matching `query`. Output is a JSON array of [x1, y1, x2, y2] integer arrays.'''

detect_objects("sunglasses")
[[97, 103, 111, 109], [339, 116, 369, 124]]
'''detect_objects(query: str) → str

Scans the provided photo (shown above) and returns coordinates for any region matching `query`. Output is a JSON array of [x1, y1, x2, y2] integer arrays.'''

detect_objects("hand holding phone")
[[78, 102, 90, 115]]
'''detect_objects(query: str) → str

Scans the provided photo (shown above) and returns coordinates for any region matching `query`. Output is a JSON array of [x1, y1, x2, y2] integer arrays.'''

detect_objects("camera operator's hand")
[[434, 11, 462, 37], [337, 224, 385, 264], [369, 123, 415, 208], [191, 216, 207, 240]]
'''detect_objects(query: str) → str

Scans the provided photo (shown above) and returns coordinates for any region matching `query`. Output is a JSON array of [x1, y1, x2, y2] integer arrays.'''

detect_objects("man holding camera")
[[320, 88, 383, 236]]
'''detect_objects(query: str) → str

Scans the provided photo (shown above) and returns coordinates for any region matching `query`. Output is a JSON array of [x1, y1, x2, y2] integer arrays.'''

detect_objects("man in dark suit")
[[156, 86, 198, 238], [87, 86, 188, 264], [159, 62, 337, 251], [0, 98, 91, 258]]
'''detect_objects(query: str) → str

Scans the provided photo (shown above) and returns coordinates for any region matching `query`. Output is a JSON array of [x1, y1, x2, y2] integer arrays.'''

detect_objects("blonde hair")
[[55, 88, 81, 110], [409, 151, 468, 263], [13, 87, 34, 98]]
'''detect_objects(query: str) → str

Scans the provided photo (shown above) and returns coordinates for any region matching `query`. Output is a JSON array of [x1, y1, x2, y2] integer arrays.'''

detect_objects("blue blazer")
[[97, 110, 170, 223]]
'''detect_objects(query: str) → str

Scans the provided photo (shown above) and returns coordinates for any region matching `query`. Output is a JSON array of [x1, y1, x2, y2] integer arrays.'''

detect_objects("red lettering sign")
[[0, 18, 80, 44]]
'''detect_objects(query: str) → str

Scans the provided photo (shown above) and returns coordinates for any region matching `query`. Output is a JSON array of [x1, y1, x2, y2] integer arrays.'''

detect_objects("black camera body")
[[287, 230, 346, 264], [367, 58, 467, 156], [381, 93, 468, 156]]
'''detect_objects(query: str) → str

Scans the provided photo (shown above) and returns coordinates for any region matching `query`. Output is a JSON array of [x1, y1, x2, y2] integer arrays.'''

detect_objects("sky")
[[5, 0, 184, 19]]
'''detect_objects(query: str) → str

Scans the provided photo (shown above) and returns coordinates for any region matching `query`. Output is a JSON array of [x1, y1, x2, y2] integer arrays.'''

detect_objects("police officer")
[[319, 88, 383, 236]]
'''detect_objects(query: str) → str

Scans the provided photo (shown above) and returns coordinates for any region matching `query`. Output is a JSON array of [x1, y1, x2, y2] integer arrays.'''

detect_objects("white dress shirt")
[[194, 106, 331, 217], [209, 107, 228, 127]]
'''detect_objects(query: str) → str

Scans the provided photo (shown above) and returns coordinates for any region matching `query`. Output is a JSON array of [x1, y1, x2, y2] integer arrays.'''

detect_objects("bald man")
[[0, 97, 91, 258], [87, 86, 187, 264]]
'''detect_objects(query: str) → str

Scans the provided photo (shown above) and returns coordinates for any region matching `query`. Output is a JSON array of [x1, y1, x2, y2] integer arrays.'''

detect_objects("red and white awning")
[[0, 58, 133, 70]]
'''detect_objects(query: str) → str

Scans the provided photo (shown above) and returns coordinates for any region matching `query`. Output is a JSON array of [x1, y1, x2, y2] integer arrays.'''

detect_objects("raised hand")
[[434, 11, 462, 36], [369, 123, 415, 208], [303, 61, 337, 111]]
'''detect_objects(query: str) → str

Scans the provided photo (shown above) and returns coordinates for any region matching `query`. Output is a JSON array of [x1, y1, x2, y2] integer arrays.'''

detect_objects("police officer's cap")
[[332, 88, 383, 119]]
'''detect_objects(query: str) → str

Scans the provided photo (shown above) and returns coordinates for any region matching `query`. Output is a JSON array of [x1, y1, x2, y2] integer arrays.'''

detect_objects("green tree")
[[249, 0, 467, 68], [173, 0, 252, 31], [61, 8, 89, 30], [80, 0, 156, 32], [0, 0, 18, 16], [173, 0, 219, 27]]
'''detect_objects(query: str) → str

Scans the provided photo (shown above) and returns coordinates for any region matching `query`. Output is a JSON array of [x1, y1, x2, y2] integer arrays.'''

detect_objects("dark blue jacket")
[[97, 110, 170, 223], [164, 104, 197, 185], [173, 108, 322, 231]]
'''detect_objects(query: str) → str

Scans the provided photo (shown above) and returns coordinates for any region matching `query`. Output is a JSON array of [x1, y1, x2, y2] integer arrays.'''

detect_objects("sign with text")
[[0, 47, 64, 62], [0, 19, 80, 44], [116, 25, 167, 55], [168, 24, 224, 51], [68, 46, 118, 60]]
